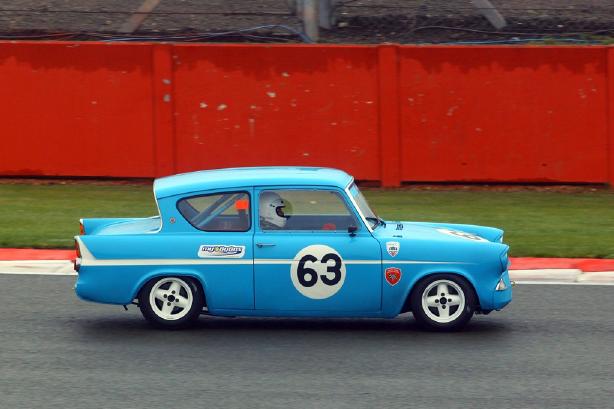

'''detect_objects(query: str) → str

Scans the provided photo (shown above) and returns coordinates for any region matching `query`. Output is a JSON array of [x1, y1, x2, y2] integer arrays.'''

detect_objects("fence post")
[[608, 47, 614, 188], [377, 44, 401, 187], [152, 44, 175, 177]]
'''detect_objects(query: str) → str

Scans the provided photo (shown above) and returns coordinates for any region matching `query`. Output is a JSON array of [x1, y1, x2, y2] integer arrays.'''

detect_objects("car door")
[[253, 186, 382, 313], [173, 189, 254, 310]]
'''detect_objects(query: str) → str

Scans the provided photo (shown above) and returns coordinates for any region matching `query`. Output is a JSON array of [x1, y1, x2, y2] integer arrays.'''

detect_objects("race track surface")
[[1, 275, 613, 409]]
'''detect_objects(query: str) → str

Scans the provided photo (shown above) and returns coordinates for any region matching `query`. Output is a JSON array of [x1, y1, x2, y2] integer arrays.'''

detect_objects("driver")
[[259, 191, 289, 230]]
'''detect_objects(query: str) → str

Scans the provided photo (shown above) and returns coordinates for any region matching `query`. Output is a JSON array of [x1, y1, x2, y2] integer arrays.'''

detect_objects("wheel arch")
[[132, 269, 208, 306], [400, 271, 480, 314]]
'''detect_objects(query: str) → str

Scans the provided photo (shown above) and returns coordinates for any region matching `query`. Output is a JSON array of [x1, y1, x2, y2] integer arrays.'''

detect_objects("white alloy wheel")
[[148, 277, 194, 321], [420, 279, 466, 324]]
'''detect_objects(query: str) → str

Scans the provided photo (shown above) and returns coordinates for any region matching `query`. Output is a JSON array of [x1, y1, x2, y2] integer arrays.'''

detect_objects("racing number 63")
[[291, 245, 346, 299], [297, 253, 343, 287]]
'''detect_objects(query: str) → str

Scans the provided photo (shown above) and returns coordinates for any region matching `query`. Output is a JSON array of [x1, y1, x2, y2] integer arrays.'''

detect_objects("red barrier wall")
[[0, 41, 612, 186], [0, 42, 156, 177]]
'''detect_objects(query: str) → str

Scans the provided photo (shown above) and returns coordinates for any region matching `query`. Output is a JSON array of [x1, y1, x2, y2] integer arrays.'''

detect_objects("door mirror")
[[348, 225, 358, 236]]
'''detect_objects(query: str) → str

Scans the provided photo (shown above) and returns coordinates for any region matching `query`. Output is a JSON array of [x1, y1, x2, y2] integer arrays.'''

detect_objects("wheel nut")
[[163, 294, 167, 298], [167, 302, 171, 306]]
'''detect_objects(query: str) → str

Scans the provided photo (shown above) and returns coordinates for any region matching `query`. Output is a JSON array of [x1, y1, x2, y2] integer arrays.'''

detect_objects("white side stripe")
[[78, 258, 468, 267], [81, 259, 253, 267], [383, 260, 472, 265], [75, 238, 468, 267]]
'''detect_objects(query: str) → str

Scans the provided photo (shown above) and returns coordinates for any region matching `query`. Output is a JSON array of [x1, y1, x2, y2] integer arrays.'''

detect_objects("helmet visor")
[[275, 204, 288, 218]]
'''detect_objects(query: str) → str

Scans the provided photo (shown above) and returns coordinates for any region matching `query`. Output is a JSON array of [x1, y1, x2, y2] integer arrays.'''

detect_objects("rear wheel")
[[139, 276, 204, 329], [410, 274, 476, 331]]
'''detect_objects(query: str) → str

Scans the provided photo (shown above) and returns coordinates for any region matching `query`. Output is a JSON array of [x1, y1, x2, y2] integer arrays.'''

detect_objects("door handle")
[[256, 243, 276, 248]]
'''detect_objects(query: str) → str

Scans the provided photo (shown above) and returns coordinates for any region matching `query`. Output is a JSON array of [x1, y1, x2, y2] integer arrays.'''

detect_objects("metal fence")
[[0, 0, 612, 43]]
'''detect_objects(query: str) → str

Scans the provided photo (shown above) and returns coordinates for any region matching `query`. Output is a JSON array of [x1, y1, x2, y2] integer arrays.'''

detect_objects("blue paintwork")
[[75, 166, 512, 318], [154, 167, 353, 198]]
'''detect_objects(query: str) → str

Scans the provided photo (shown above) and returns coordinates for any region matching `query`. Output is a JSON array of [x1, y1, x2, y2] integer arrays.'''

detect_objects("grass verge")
[[1, 182, 612, 258]]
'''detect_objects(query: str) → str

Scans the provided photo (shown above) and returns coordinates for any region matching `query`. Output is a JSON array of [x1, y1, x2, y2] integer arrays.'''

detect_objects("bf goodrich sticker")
[[198, 245, 246, 258]]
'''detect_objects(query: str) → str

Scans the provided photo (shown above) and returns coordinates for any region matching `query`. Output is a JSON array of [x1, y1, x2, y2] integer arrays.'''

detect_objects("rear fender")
[[131, 268, 208, 304]]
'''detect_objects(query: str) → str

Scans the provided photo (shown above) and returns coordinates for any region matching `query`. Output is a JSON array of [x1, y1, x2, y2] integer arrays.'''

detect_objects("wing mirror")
[[348, 225, 358, 237]]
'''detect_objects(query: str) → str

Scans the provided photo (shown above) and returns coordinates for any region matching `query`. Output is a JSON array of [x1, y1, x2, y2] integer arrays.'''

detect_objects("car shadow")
[[74, 313, 510, 338]]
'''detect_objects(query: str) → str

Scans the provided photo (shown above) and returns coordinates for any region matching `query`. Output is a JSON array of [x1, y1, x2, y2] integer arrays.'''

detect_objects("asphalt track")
[[1, 275, 613, 409]]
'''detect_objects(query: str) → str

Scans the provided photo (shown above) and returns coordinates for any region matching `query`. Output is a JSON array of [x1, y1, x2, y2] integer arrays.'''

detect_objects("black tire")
[[410, 274, 476, 331], [139, 276, 204, 329]]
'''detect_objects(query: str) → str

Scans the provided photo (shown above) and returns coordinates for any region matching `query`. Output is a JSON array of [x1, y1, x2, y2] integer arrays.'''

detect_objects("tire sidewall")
[[410, 274, 476, 331], [139, 276, 204, 329]]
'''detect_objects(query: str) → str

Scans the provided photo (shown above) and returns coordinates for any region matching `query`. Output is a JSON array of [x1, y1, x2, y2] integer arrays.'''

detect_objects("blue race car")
[[74, 167, 512, 330]]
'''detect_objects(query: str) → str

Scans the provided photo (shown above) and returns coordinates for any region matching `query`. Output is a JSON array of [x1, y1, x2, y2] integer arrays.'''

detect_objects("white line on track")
[[513, 280, 614, 286], [0, 271, 77, 276]]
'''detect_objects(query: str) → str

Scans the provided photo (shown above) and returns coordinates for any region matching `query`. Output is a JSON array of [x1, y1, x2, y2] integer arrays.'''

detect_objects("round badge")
[[290, 245, 346, 300], [436, 228, 488, 242]]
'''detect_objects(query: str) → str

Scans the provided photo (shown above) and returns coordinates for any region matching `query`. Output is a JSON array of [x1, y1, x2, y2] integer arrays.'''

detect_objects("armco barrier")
[[0, 41, 612, 187]]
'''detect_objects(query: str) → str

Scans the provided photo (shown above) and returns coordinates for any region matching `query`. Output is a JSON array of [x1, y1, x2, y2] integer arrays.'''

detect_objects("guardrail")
[[0, 41, 612, 186]]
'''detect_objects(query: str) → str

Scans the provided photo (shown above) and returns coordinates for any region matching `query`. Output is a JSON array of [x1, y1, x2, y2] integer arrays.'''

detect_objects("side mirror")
[[348, 225, 358, 237]]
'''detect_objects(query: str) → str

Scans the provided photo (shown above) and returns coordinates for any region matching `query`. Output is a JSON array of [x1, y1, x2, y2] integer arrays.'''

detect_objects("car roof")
[[153, 166, 354, 198]]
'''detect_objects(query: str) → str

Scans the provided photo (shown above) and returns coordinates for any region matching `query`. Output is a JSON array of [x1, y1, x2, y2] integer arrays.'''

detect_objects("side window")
[[259, 189, 358, 231], [177, 192, 250, 232]]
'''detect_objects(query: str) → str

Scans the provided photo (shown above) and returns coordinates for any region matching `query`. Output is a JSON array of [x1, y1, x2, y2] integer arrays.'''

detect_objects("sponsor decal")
[[290, 244, 345, 300], [436, 228, 488, 242], [198, 245, 245, 258], [396, 223, 404, 230], [386, 241, 400, 257], [385, 267, 402, 286]]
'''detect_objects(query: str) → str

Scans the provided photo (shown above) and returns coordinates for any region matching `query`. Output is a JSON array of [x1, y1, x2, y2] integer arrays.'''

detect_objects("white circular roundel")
[[290, 245, 346, 300], [437, 228, 488, 242]]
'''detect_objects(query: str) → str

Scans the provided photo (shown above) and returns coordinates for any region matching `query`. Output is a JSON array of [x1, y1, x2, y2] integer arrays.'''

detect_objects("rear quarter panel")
[[75, 233, 254, 309]]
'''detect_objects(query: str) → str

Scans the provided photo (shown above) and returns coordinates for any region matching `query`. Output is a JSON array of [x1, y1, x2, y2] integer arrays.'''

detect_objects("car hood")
[[371, 221, 508, 268], [372, 221, 503, 243]]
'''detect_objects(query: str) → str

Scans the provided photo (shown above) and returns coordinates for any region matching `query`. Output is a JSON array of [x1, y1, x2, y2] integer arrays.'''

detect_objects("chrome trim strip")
[[344, 179, 373, 233]]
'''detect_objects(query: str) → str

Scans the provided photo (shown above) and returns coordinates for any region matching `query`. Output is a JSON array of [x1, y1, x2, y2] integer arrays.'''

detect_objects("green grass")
[[0, 183, 156, 249], [1, 183, 613, 258], [363, 189, 614, 259]]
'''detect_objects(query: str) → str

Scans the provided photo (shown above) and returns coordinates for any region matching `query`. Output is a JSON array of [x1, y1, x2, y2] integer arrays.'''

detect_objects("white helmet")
[[259, 192, 288, 229]]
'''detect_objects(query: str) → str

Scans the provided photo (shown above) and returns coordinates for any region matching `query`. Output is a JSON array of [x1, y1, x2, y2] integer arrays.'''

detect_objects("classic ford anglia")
[[74, 167, 512, 330]]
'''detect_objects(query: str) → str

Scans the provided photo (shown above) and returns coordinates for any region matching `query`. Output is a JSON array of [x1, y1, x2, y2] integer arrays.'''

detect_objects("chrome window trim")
[[345, 179, 374, 233]]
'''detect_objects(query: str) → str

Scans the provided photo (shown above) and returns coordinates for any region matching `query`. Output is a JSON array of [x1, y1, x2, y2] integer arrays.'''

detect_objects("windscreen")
[[348, 183, 379, 230]]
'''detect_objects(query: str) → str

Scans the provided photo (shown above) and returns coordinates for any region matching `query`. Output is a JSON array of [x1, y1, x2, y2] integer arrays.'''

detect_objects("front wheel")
[[410, 274, 476, 331], [139, 276, 204, 329]]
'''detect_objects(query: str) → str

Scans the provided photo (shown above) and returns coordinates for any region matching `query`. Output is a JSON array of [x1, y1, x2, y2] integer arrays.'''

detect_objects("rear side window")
[[177, 192, 250, 232]]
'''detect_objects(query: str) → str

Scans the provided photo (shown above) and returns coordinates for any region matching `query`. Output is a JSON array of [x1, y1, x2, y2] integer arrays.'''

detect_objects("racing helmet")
[[259, 191, 288, 229]]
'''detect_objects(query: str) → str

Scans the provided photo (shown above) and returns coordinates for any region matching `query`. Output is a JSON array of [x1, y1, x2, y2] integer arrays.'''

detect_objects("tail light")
[[79, 221, 85, 235], [74, 239, 82, 272], [75, 239, 82, 258]]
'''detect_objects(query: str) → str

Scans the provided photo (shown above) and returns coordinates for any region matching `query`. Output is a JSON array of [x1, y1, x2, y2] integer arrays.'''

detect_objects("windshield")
[[348, 183, 380, 230]]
